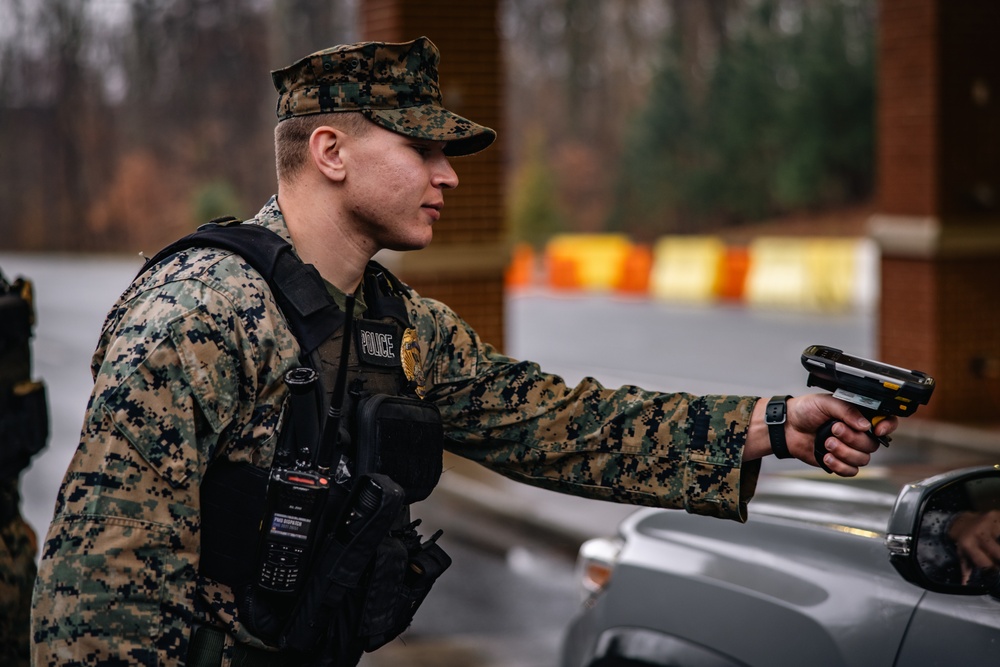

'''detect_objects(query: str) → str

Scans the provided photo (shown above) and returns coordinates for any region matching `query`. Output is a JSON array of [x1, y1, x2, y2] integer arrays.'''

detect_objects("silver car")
[[561, 464, 1000, 667]]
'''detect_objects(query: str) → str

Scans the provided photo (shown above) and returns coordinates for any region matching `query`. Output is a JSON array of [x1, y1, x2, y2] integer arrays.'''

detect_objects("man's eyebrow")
[[410, 138, 448, 150]]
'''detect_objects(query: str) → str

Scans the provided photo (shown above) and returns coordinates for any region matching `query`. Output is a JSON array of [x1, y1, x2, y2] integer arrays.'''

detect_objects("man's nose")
[[433, 156, 459, 190]]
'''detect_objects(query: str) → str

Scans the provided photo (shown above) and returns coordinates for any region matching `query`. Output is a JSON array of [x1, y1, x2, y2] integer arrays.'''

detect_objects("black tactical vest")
[[139, 220, 449, 665]]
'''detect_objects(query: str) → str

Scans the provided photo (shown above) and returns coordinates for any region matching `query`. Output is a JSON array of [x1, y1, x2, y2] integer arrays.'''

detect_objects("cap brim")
[[364, 106, 496, 157]]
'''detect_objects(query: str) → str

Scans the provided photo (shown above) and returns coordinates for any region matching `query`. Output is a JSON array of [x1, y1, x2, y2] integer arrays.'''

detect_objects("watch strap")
[[765, 395, 793, 459]]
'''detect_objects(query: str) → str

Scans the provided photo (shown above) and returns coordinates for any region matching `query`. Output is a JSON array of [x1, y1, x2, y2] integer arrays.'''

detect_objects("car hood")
[[653, 460, 983, 538], [747, 472, 899, 534]]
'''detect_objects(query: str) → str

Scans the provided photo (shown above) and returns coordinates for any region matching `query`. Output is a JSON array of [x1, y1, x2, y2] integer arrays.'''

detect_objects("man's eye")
[[412, 145, 430, 156]]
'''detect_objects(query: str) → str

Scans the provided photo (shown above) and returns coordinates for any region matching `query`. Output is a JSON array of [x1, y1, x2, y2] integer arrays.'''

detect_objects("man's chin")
[[386, 236, 433, 253]]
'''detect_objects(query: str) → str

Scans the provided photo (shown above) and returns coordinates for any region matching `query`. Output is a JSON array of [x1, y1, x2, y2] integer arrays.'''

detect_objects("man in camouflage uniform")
[[1, 271, 48, 667], [31, 37, 895, 665]]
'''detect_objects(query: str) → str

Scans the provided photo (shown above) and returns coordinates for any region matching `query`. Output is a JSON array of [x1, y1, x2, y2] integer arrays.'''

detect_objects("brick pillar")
[[870, 1, 1000, 422], [359, 0, 507, 352]]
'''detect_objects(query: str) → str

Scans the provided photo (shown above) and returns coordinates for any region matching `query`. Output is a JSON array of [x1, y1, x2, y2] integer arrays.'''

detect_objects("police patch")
[[355, 320, 401, 367]]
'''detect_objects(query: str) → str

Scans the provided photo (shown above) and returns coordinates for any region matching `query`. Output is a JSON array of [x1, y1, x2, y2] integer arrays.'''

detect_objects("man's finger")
[[820, 450, 860, 477], [825, 437, 872, 469]]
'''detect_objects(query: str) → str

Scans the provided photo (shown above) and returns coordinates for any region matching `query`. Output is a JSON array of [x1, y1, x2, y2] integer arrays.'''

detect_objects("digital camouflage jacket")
[[31, 196, 762, 665]]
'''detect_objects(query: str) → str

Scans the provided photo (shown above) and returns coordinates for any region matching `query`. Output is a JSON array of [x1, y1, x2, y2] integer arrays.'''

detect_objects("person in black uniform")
[[0, 269, 49, 667]]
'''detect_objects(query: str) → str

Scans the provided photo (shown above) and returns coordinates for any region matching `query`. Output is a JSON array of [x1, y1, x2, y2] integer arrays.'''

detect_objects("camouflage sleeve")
[[30, 256, 288, 665], [411, 297, 761, 522]]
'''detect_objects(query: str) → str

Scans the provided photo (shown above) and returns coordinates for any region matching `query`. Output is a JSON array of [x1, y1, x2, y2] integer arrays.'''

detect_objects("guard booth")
[[871, 0, 1000, 423], [359, 0, 508, 352]]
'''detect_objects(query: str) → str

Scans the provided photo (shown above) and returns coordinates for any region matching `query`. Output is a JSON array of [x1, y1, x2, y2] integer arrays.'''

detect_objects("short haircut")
[[274, 112, 372, 183]]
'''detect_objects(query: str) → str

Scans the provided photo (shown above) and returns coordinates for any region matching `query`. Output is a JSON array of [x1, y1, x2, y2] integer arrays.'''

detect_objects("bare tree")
[[269, 0, 358, 68], [502, 0, 671, 237]]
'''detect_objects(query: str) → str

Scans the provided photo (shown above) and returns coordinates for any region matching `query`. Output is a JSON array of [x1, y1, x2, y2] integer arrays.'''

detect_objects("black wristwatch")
[[765, 395, 793, 459]]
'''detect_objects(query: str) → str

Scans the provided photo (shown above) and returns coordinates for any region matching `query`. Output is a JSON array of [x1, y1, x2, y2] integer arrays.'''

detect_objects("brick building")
[[360, 0, 508, 352], [871, 0, 1000, 422]]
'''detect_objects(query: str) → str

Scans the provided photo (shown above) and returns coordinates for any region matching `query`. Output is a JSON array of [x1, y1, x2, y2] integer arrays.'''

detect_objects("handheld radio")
[[254, 294, 357, 595], [256, 466, 331, 593]]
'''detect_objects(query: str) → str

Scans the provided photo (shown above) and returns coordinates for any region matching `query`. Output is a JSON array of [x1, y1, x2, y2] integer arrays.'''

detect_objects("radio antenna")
[[317, 291, 355, 473]]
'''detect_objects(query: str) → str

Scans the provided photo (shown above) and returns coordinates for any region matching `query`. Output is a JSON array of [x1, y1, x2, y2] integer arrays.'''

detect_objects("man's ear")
[[309, 126, 347, 182]]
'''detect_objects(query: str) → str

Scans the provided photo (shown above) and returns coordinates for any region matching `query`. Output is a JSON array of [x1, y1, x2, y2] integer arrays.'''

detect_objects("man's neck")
[[277, 191, 372, 293]]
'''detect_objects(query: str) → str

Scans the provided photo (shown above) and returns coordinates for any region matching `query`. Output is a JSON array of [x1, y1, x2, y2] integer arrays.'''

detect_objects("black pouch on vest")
[[0, 285, 31, 387], [355, 395, 443, 504], [198, 460, 270, 588], [279, 473, 405, 656], [0, 381, 48, 477], [359, 520, 452, 652]]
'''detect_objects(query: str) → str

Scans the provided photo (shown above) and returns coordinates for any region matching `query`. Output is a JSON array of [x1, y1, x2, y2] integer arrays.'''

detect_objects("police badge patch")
[[401, 328, 426, 398]]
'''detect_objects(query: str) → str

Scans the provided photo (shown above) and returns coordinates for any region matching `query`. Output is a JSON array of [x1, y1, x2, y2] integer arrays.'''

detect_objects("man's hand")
[[785, 394, 896, 476], [745, 393, 898, 477], [948, 510, 1000, 584]]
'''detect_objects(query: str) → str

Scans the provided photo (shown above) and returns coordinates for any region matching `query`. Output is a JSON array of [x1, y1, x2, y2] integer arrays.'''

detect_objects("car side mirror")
[[886, 465, 1000, 596]]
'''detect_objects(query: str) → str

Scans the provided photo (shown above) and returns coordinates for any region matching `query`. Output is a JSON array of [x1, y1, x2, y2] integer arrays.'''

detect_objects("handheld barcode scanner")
[[801, 345, 935, 473]]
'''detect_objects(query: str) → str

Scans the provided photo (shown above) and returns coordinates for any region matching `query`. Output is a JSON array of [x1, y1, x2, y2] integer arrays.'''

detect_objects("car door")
[[894, 591, 1000, 665]]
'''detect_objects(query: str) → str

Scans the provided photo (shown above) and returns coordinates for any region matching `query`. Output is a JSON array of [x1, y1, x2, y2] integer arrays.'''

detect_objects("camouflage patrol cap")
[[272, 36, 496, 157]]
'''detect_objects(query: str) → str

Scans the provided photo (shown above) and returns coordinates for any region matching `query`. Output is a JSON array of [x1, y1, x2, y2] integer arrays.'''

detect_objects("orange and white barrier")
[[650, 236, 726, 303], [512, 233, 878, 312], [505, 243, 537, 290], [744, 237, 878, 312], [544, 234, 633, 292]]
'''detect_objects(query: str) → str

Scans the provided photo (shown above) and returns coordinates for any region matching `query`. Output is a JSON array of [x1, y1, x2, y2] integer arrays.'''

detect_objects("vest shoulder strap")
[[138, 219, 343, 355], [362, 262, 411, 327]]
